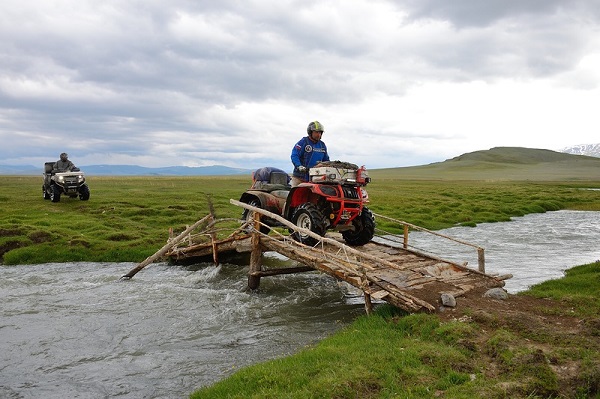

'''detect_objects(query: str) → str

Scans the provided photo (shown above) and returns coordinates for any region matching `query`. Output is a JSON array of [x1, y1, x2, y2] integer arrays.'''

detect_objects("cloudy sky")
[[1, 0, 599, 171]]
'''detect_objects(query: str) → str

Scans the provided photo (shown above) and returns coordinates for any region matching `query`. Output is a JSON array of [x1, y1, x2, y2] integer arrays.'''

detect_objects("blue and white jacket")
[[291, 136, 330, 179]]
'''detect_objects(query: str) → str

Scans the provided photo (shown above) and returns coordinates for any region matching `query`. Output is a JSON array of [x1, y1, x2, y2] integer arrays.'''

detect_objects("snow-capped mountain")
[[559, 143, 600, 158]]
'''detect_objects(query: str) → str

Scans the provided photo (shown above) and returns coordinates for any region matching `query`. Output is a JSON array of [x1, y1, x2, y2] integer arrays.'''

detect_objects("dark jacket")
[[54, 160, 75, 172]]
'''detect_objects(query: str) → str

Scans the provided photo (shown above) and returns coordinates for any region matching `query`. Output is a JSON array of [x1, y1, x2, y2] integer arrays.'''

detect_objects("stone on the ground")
[[441, 293, 456, 307], [483, 287, 509, 300]]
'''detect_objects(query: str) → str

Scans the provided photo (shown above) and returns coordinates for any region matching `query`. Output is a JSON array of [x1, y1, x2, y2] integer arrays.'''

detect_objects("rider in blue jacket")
[[291, 121, 330, 186]]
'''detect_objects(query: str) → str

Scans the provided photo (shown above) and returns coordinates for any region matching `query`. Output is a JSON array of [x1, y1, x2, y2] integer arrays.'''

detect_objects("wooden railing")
[[229, 200, 486, 273], [372, 213, 486, 273]]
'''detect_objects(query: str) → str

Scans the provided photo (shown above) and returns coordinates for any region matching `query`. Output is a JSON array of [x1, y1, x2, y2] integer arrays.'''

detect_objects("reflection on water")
[[0, 210, 598, 398]]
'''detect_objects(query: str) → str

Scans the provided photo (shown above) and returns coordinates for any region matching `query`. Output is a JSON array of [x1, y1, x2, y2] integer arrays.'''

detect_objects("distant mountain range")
[[3, 144, 599, 176], [560, 143, 600, 158], [0, 164, 251, 176]]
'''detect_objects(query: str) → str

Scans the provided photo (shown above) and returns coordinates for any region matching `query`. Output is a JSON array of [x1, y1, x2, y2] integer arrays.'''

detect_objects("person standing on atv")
[[290, 121, 330, 187], [53, 152, 76, 172]]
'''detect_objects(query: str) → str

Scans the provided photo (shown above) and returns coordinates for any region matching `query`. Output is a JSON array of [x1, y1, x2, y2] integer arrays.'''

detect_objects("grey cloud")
[[1, 0, 598, 169], [402, 0, 596, 27], [395, 0, 597, 78]]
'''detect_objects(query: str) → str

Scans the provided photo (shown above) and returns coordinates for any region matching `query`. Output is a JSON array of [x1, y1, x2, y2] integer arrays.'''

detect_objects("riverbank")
[[190, 261, 600, 398]]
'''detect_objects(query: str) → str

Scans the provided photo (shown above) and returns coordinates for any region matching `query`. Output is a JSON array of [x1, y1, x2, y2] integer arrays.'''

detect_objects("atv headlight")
[[77, 175, 85, 183], [57, 175, 64, 183]]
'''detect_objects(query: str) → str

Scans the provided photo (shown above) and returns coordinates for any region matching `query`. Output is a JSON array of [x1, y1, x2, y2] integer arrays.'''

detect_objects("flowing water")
[[1, 210, 599, 398], [406, 210, 600, 293]]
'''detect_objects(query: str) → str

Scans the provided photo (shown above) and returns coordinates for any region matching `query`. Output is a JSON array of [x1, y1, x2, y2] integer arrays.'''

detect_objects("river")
[[1, 210, 599, 398], [406, 210, 600, 293]]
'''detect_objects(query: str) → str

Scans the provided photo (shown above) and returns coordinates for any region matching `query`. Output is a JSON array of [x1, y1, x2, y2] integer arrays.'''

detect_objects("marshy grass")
[[0, 175, 248, 264], [1, 174, 599, 264]]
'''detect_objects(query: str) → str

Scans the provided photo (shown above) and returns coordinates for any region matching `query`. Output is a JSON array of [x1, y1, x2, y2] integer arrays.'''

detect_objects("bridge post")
[[364, 293, 373, 315], [477, 248, 485, 273], [403, 225, 409, 249], [361, 273, 373, 315], [248, 212, 263, 290]]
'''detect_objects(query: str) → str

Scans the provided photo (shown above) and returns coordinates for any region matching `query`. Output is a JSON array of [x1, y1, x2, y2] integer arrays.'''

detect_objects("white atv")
[[42, 162, 90, 202]]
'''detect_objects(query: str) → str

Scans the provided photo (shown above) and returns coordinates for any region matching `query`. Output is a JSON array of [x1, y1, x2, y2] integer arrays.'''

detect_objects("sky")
[[1, 0, 599, 172]]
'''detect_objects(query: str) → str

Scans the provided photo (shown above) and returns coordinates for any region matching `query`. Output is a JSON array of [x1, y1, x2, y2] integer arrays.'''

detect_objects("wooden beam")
[[122, 214, 211, 279], [247, 212, 263, 290], [249, 266, 314, 277]]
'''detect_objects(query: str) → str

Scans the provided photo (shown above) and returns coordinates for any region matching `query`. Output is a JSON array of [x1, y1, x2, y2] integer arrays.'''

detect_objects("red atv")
[[239, 161, 375, 246]]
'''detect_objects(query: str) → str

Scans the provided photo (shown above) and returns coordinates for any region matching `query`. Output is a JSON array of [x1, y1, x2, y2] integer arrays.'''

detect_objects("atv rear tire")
[[291, 203, 327, 246], [242, 199, 271, 234], [342, 207, 375, 246]]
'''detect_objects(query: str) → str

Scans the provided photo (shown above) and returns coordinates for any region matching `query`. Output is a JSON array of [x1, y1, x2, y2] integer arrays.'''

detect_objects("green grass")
[[0, 175, 250, 264], [2, 174, 599, 264], [524, 262, 600, 318], [191, 311, 478, 399]]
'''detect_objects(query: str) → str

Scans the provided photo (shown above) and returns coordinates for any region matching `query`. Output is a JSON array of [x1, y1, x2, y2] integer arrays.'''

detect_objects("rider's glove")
[[298, 165, 307, 173]]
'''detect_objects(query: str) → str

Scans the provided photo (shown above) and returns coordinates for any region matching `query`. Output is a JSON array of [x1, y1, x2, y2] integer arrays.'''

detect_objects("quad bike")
[[42, 162, 90, 202], [239, 161, 375, 246]]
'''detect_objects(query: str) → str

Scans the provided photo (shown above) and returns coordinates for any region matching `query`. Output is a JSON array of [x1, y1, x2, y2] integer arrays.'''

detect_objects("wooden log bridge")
[[125, 200, 511, 314]]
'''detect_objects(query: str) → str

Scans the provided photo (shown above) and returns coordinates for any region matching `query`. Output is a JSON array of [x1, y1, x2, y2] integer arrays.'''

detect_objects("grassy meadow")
[[1, 170, 599, 265], [0, 175, 249, 264]]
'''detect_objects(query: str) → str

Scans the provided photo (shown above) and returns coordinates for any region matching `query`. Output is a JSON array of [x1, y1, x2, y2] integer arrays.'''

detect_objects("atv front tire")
[[342, 207, 375, 246], [42, 185, 50, 200], [291, 203, 327, 246], [50, 185, 61, 202], [79, 184, 90, 201]]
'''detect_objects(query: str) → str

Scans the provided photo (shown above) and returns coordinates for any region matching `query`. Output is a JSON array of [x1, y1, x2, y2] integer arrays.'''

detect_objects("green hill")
[[372, 147, 600, 181]]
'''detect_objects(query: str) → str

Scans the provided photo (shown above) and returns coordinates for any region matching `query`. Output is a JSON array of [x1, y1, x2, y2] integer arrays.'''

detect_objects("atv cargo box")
[[309, 162, 370, 186]]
